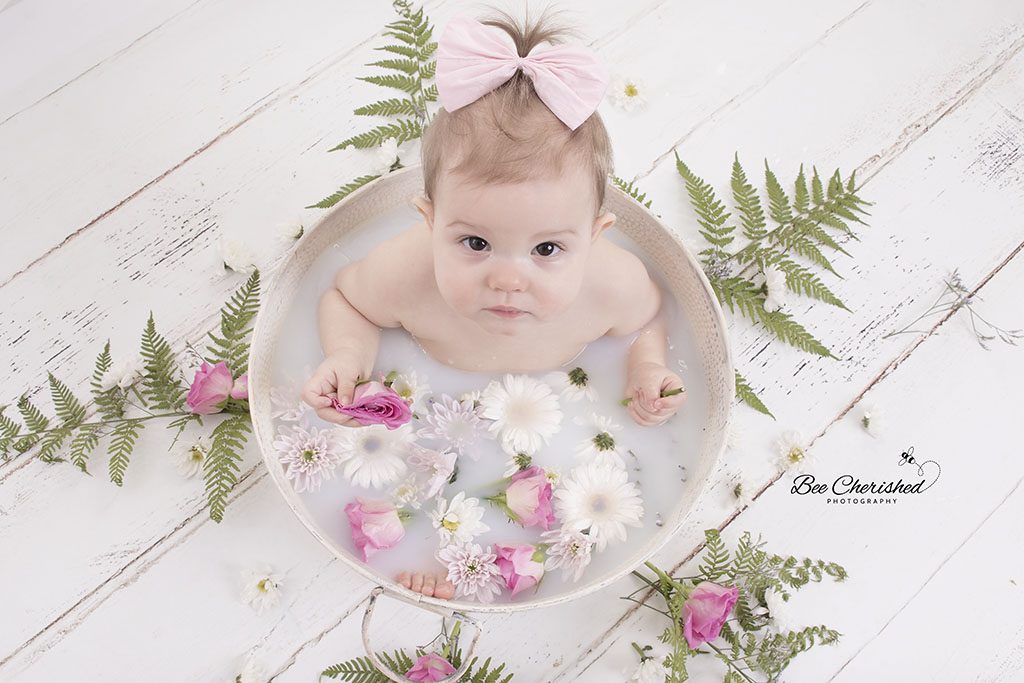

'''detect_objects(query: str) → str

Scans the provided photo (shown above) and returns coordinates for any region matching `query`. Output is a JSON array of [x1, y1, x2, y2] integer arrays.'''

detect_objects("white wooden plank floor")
[[2, 1, 1023, 681]]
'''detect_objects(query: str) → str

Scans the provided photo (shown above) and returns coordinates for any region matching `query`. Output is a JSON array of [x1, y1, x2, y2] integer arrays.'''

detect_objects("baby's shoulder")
[[588, 236, 661, 336]]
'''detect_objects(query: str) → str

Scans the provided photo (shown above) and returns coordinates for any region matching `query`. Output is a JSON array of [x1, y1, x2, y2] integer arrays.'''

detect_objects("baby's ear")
[[591, 211, 616, 241], [412, 192, 435, 230]]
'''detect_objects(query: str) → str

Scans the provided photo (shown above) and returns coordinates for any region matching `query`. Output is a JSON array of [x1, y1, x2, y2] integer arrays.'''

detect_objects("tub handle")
[[361, 585, 482, 682]]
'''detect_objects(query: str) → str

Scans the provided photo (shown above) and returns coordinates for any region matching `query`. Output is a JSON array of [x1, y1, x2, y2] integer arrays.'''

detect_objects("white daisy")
[[240, 565, 282, 615], [458, 389, 482, 405], [859, 400, 884, 437], [430, 491, 490, 546], [479, 374, 562, 455], [764, 586, 795, 633], [763, 264, 788, 312], [544, 466, 563, 488], [436, 542, 503, 603], [336, 423, 414, 489], [776, 430, 814, 473], [553, 462, 644, 551], [573, 412, 626, 468], [98, 356, 144, 392], [417, 394, 490, 459], [236, 652, 266, 683], [270, 385, 307, 422], [610, 75, 648, 112], [407, 444, 457, 500], [391, 370, 431, 413], [541, 527, 594, 582], [389, 474, 425, 509], [175, 437, 209, 479], [731, 474, 754, 508], [221, 236, 257, 274], [374, 137, 400, 175], [544, 367, 598, 402], [276, 218, 304, 241], [502, 451, 533, 478], [273, 423, 345, 493], [631, 658, 667, 683]]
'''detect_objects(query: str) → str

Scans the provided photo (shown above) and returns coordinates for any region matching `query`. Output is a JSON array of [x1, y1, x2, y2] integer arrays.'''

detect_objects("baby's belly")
[[408, 329, 591, 374]]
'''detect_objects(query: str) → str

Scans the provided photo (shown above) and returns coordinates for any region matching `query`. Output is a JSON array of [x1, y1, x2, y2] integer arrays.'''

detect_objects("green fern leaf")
[[420, 59, 436, 80], [91, 340, 113, 388], [795, 216, 853, 255], [38, 426, 71, 462], [307, 174, 381, 209], [353, 98, 419, 118], [0, 406, 23, 460], [90, 340, 127, 420], [758, 249, 849, 309], [48, 373, 87, 427], [356, 73, 419, 96], [770, 227, 840, 276], [764, 161, 794, 226], [13, 394, 49, 452], [735, 370, 774, 418], [366, 57, 419, 75], [611, 175, 653, 209], [731, 154, 767, 241], [422, 82, 438, 102], [140, 313, 185, 411], [698, 529, 730, 581], [756, 307, 835, 358], [203, 414, 251, 522], [320, 654, 389, 681], [374, 43, 418, 59], [108, 419, 143, 486], [811, 166, 825, 205], [206, 269, 260, 376], [328, 119, 422, 151], [794, 164, 810, 214], [69, 424, 101, 474], [676, 152, 734, 258]]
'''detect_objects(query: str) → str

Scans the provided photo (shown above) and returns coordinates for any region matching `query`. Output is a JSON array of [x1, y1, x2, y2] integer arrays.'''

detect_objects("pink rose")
[[230, 373, 248, 400], [331, 379, 412, 429], [681, 581, 739, 648], [494, 543, 545, 597], [505, 466, 555, 530], [405, 653, 456, 682], [344, 498, 405, 562], [186, 361, 234, 414]]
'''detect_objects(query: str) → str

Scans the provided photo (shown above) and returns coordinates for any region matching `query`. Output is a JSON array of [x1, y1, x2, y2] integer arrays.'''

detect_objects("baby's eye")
[[533, 242, 563, 257], [460, 236, 489, 252]]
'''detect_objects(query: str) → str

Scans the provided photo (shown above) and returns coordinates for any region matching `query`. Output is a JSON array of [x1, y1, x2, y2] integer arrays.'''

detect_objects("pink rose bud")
[[494, 543, 545, 597], [185, 361, 234, 414], [505, 466, 555, 530], [344, 498, 406, 562], [331, 380, 412, 429], [405, 653, 456, 682], [230, 373, 248, 400], [681, 581, 739, 649]]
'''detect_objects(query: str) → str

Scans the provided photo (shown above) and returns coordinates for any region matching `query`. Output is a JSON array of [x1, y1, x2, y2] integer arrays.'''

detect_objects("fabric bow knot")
[[435, 15, 610, 131]]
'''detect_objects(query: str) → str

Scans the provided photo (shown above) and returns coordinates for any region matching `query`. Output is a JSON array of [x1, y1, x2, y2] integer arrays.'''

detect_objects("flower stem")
[[14, 411, 194, 438], [619, 386, 686, 407]]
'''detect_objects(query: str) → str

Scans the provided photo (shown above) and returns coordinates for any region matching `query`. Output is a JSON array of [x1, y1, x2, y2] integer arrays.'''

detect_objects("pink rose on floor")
[[331, 379, 412, 429], [344, 498, 405, 562], [681, 581, 739, 648], [186, 361, 234, 414], [494, 543, 545, 597], [405, 653, 456, 681], [505, 466, 555, 530], [230, 373, 248, 400]]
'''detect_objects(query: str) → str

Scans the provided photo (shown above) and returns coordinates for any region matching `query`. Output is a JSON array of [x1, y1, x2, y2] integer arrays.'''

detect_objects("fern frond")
[[713, 278, 834, 356], [307, 174, 381, 209], [140, 313, 185, 411], [328, 119, 422, 151], [698, 529, 730, 581], [676, 153, 734, 261], [13, 394, 49, 452], [757, 249, 848, 309], [320, 654, 389, 681], [735, 370, 774, 418], [611, 175, 653, 209], [353, 98, 419, 118], [108, 419, 143, 486], [423, 82, 438, 102], [206, 269, 260, 376], [0, 406, 21, 460], [373, 43, 418, 59], [356, 73, 419, 96], [794, 164, 810, 214], [770, 228, 840, 276], [48, 373, 87, 427], [732, 154, 767, 241], [764, 161, 794, 226], [366, 57, 419, 75], [38, 426, 70, 462], [811, 167, 824, 205], [90, 340, 126, 420], [203, 414, 251, 522], [69, 424, 101, 474]]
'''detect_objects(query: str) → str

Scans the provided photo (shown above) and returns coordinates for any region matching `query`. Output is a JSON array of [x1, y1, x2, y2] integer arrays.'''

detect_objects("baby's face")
[[417, 166, 615, 337]]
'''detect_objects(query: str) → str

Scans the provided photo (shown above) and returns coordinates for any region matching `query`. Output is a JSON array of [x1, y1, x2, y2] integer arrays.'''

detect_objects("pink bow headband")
[[435, 15, 609, 131]]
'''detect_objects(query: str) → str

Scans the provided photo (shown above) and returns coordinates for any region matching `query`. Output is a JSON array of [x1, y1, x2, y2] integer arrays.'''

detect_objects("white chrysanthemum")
[[731, 474, 754, 508], [276, 218, 304, 241], [240, 565, 282, 615], [502, 451, 533, 478], [763, 264, 788, 312], [541, 527, 594, 582], [336, 423, 414, 489], [544, 367, 598, 402], [544, 465, 562, 488], [273, 423, 345, 493], [270, 385, 307, 422], [631, 658, 667, 683], [480, 374, 562, 455], [417, 394, 490, 459], [573, 412, 626, 468], [374, 137, 400, 175], [98, 356, 144, 392], [764, 586, 795, 633], [221, 236, 256, 274], [237, 653, 266, 683], [554, 462, 644, 551], [458, 389, 482, 405], [391, 370, 431, 413], [407, 444, 457, 500], [175, 436, 209, 479], [776, 430, 814, 473], [430, 491, 490, 546], [390, 474, 425, 509], [859, 400, 884, 437], [436, 542, 503, 603], [610, 75, 648, 112]]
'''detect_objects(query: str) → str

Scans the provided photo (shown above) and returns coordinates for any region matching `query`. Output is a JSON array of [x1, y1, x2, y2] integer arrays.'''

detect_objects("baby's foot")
[[396, 570, 456, 599]]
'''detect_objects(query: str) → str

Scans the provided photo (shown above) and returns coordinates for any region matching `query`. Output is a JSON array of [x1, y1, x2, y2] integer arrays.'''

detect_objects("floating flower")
[[681, 581, 739, 649], [763, 586, 795, 633], [502, 451, 533, 478], [175, 436, 209, 479], [186, 361, 235, 414], [97, 356, 144, 392], [480, 374, 562, 455], [273, 422, 345, 493], [458, 389, 482, 405], [544, 367, 598, 402], [336, 423, 414, 489], [610, 74, 648, 112], [776, 430, 814, 473], [490, 465, 555, 530], [494, 543, 545, 597], [407, 444, 458, 500], [240, 565, 282, 615], [390, 474, 425, 509], [270, 385, 307, 422], [436, 542, 503, 603], [405, 653, 457, 682], [544, 466, 562, 488], [859, 400, 884, 437], [221, 236, 257, 274], [417, 394, 490, 458], [332, 380, 412, 429], [554, 462, 644, 551], [430, 491, 490, 546], [345, 497, 407, 562], [573, 412, 626, 468], [541, 527, 594, 582], [391, 370, 431, 413], [763, 264, 788, 312]]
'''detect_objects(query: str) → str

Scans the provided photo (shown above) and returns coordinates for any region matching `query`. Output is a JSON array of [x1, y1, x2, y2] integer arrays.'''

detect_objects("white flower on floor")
[[273, 423, 345, 493], [544, 367, 598, 402], [610, 74, 648, 112], [407, 444, 457, 500], [270, 385, 307, 422], [725, 419, 743, 451], [554, 462, 644, 551], [97, 356, 145, 392], [776, 430, 814, 473], [417, 394, 490, 459], [859, 400, 885, 437], [631, 657, 667, 683], [374, 137, 401, 175], [764, 586, 795, 633], [430, 491, 490, 546], [436, 542, 504, 603], [573, 412, 626, 468], [479, 374, 562, 455], [731, 474, 754, 508], [236, 652, 266, 683], [176, 436, 209, 479], [762, 264, 788, 312], [240, 565, 282, 615], [541, 527, 594, 582], [502, 451, 533, 478], [391, 370, 431, 413], [276, 218, 304, 241], [221, 236, 257, 274], [336, 423, 414, 489]]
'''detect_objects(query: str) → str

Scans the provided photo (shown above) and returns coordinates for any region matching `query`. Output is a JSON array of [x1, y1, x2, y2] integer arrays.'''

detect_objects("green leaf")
[[140, 313, 185, 411], [758, 248, 849, 309], [353, 98, 419, 118], [366, 57, 419, 75], [69, 424, 101, 474], [328, 118, 422, 151], [764, 160, 794, 226], [676, 152, 735, 262], [13, 394, 49, 452], [203, 414, 251, 523], [811, 166, 825, 205], [90, 340, 126, 420], [307, 174, 382, 210], [0, 406, 22, 460], [48, 373, 87, 427], [320, 654, 389, 681], [356, 73, 420, 96], [735, 370, 774, 418], [206, 269, 260, 376], [38, 426, 70, 463], [794, 164, 810, 214], [731, 154, 767, 241], [108, 419, 143, 486], [373, 43, 418, 59], [611, 175, 653, 209], [698, 528, 730, 581]]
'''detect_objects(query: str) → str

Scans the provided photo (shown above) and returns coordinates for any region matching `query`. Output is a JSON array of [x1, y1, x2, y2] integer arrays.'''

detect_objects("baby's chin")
[[470, 309, 537, 336]]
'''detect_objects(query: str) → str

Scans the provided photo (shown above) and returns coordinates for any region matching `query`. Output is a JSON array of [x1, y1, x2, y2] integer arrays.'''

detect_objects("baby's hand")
[[302, 348, 366, 427], [624, 361, 687, 426]]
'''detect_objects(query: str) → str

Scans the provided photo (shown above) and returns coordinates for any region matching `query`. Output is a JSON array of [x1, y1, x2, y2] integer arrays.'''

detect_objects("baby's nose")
[[487, 261, 527, 292]]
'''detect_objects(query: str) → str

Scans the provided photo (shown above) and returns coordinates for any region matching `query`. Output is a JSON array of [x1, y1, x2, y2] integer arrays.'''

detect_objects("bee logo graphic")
[[897, 446, 941, 491]]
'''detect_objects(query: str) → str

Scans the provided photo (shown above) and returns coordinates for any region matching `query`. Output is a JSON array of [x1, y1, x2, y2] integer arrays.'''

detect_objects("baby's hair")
[[421, 4, 614, 215]]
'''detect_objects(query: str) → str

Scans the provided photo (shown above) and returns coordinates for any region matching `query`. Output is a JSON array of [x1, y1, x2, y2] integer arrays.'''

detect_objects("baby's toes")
[[432, 575, 456, 600], [396, 571, 411, 589], [410, 571, 425, 594]]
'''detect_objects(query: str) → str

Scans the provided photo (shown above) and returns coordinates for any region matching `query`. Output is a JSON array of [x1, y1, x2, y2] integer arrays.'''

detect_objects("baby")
[[302, 8, 686, 599]]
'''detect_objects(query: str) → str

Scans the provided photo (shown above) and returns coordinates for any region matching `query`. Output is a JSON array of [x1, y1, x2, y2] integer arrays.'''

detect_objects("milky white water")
[[267, 203, 707, 605]]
